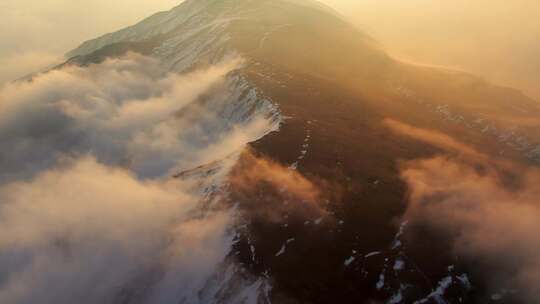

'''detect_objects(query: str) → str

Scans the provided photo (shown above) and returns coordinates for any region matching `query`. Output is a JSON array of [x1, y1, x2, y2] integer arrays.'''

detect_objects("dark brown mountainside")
[[64, 1, 540, 302]]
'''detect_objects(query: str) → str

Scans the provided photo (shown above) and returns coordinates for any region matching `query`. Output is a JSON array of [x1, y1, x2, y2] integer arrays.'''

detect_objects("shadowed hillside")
[[59, 1, 540, 303]]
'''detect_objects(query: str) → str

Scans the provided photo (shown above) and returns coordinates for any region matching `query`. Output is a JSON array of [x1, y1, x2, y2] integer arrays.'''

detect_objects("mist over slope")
[[0, 51, 279, 304], [2, 0, 539, 303], [322, 0, 540, 101]]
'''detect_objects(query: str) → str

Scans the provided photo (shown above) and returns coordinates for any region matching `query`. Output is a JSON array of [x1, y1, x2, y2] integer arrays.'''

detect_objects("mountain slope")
[[67, 0, 540, 166], [62, 1, 540, 303]]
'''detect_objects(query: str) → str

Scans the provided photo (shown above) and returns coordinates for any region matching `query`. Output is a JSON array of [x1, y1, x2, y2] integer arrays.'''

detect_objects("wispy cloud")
[[229, 150, 326, 224], [0, 54, 275, 303], [0, 54, 245, 181], [383, 118, 485, 160], [387, 119, 540, 301], [0, 156, 233, 304]]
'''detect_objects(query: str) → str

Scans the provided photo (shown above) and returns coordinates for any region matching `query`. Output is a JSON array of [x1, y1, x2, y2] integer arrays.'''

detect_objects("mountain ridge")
[[66, 0, 348, 59], [58, 1, 540, 303]]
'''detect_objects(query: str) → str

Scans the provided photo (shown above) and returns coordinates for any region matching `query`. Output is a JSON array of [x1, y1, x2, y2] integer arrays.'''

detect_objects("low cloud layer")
[[0, 54, 277, 303], [383, 118, 485, 159], [0, 156, 233, 304], [386, 119, 540, 301], [0, 54, 246, 181], [229, 150, 326, 224]]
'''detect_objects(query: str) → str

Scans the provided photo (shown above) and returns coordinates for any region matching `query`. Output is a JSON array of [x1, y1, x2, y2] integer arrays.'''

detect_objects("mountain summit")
[[68, 0, 348, 57], [67, 0, 379, 75], [60, 1, 540, 303]]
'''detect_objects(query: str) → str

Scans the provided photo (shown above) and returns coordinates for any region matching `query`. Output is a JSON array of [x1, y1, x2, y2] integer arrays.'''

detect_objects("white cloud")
[[0, 54, 277, 303], [0, 156, 233, 304], [0, 54, 249, 181], [390, 119, 540, 302]]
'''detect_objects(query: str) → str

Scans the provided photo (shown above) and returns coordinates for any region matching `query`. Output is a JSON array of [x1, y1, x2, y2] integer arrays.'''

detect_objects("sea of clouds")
[[0, 54, 275, 304]]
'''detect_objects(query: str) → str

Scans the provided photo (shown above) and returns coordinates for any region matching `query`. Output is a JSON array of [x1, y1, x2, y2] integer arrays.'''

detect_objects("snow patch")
[[414, 276, 453, 304], [344, 256, 356, 266], [275, 238, 295, 257], [393, 259, 405, 271], [376, 273, 386, 290], [365, 251, 381, 258]]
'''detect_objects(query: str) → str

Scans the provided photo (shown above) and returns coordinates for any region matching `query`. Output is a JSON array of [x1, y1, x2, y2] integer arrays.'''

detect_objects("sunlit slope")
[[81, 0, 538, 165], [62, 1, 540, 303]]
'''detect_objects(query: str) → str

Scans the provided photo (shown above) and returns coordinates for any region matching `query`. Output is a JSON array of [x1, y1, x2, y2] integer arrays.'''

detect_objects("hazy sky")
[[0, 0, 179, 83], [327, 0, 540, 101], [1, 0, 539, 100]]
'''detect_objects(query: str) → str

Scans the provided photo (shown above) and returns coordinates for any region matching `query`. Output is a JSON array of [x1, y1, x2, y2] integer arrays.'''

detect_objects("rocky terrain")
[[20, 0, 540, 303]]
